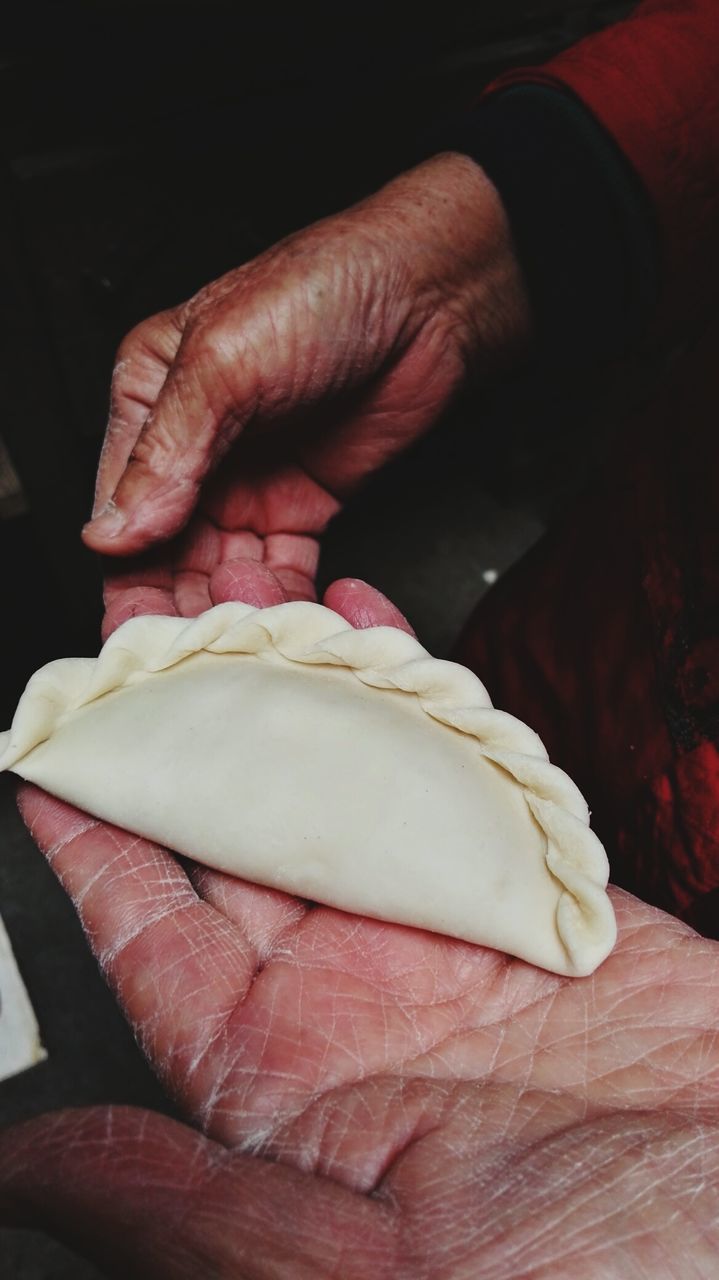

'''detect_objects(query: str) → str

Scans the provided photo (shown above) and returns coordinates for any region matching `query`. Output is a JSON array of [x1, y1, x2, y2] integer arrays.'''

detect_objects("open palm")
[[2, 585, 718, 1278]]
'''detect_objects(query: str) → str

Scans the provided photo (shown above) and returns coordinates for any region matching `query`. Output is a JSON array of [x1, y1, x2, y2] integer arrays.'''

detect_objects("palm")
[[4, 583, 718, 1275], [7, 783, 719, 1277]]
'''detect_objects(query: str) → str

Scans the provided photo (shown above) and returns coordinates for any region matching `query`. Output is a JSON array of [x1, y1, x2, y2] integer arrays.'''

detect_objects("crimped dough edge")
[[0, 601, 616, 975]]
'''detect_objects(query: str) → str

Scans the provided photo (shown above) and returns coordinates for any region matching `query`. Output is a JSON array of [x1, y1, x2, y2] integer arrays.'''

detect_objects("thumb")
[[324, 578, 415, 635], [0, 1106, 394, 1279], [83, 330, 258, 557]]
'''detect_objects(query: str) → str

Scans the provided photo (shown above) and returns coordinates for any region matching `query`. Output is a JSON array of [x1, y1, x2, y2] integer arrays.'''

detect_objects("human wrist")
[[427, 88, 658, 368], [368, 152, 532, 378]]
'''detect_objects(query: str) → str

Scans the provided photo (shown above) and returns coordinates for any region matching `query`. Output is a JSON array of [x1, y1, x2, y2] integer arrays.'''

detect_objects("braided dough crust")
[[0, 602, 615, 976]]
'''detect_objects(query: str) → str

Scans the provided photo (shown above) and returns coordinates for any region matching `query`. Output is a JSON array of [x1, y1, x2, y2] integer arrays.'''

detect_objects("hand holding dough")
[[0, 602, 616, 976]]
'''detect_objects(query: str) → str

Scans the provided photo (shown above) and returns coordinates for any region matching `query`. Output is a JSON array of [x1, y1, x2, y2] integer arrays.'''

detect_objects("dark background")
[[0, 0, 637, 719], [1, 3, 643, 1275]]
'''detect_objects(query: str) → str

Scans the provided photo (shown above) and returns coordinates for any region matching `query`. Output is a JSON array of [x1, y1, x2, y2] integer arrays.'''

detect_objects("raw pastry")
[[0, 602, 616, 976]]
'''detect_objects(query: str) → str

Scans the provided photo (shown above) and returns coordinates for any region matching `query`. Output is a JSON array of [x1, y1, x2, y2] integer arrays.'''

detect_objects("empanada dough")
[[0, 602, 616, 976]]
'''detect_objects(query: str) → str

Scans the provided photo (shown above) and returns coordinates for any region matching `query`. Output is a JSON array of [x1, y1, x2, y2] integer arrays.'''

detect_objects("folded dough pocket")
[[0, 601, 616, 976]]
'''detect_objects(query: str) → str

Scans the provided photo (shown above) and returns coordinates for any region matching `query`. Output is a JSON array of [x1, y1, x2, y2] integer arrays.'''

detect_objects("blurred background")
[[1, 2, 650, 1274]]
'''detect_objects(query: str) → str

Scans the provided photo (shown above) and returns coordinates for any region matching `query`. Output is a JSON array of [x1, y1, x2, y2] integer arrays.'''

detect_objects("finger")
[[101, 586, 178, 642], [172, 516, 223, 573], [208, 558, 288, 607], [204, 461, 340, 537], [264, 532, 318, 601], [0, 1107, 392, 1280], [83, 326, 258, 556], [103, 561, 174, 606], [271, 567, 316, 600], [90, 311, 183, 520], [324, 578, 416, 635], [173, 570, 213, 617], [17, 786, 264, 1112], [219, 529, 263, 561]]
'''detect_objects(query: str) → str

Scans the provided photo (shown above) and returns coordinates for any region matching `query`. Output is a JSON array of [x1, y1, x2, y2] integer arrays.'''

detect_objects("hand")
[[82, 153, 529, 627], [2, 586, 718, 1278]]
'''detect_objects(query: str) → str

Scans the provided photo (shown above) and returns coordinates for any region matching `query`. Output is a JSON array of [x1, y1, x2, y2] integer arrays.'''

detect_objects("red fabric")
[[487, 0, 719, 336], [454, 323, 719, 933], [464, 1, 719, 930]]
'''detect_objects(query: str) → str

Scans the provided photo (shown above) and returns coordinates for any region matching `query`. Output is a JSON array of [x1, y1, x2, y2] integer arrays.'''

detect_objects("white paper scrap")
[[0, 913, 46, 1082]]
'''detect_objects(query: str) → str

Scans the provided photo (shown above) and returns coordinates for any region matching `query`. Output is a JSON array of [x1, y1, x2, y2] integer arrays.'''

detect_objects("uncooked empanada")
[[0, 602, 615, 976]]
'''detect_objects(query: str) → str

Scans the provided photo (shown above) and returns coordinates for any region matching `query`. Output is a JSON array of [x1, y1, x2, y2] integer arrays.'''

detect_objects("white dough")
[[0, 602, 616, 976]]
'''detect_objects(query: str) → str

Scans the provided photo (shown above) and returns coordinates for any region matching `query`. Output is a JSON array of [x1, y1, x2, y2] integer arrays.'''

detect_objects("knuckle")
[[185, 267, 242, 319], [185, 319, 244, 383], [115, 306, 183, 371], [114, 319, 152, 365]]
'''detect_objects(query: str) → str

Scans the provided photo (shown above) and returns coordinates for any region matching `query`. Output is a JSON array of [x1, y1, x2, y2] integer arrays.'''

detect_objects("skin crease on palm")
[[1, 153, 718, 1277]]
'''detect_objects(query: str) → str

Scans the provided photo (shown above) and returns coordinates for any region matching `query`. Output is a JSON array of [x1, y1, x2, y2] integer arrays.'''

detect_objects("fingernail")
[[83, 500, 126, 539]]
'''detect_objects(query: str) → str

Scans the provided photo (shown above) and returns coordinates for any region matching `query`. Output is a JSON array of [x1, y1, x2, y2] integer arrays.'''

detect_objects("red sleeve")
[[489, 1, 719, 337]]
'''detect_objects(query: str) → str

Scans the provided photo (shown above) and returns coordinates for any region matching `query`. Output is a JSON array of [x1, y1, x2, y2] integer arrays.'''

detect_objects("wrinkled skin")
[[80, 153, 529, 636], [3, 154, 719, 1276], [2, 577, 719, 1279]]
